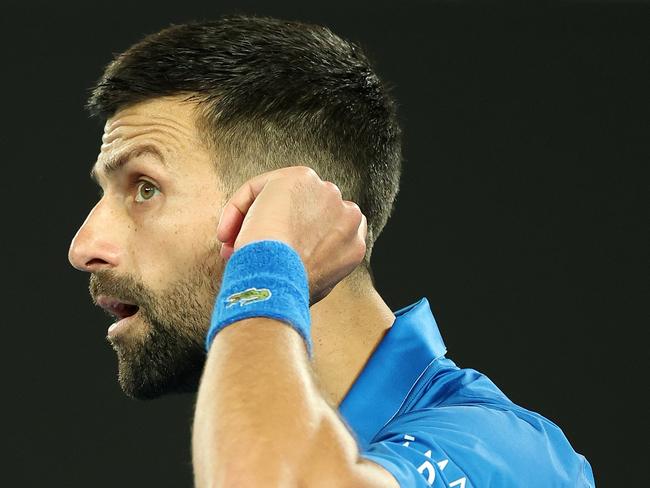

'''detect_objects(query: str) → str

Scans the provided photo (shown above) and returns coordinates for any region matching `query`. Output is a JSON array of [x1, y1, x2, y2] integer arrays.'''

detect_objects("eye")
[[135, 180, 160, 203]]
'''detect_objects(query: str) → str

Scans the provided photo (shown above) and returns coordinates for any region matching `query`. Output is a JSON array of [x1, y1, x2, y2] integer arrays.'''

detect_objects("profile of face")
[[68, 96, 227, 400]]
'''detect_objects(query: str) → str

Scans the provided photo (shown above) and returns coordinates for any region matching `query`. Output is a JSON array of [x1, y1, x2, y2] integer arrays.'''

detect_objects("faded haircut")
[[86, 14, 403, 287]]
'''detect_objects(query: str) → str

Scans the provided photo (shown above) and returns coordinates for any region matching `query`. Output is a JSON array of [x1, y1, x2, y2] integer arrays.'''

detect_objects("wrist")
[[205, 239, 312, 357]]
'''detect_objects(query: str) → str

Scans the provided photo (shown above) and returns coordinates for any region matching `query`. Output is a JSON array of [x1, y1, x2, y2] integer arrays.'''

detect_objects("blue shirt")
[[338, 297, 595, 487]]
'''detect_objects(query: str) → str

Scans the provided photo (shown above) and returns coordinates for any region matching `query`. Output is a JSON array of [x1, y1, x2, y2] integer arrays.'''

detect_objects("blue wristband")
[[205, 239, 312, 357]]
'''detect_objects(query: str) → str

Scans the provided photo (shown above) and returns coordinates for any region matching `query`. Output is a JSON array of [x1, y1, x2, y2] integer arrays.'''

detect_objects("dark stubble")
[[89, 245, 222, 400]]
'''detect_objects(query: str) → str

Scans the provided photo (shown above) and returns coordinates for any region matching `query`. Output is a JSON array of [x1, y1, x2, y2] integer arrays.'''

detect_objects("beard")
[[89, 245, 223, 400]]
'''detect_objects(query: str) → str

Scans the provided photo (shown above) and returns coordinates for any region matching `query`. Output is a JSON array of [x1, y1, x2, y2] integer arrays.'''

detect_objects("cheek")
[[131, 206, 222, 290]]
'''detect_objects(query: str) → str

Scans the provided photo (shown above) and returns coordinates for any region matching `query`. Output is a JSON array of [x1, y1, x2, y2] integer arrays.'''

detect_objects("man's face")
[[68, 96, 226, 399]]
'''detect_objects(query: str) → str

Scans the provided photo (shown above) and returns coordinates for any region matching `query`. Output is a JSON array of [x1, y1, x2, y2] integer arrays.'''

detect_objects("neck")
[[309, 270, 395, 407]]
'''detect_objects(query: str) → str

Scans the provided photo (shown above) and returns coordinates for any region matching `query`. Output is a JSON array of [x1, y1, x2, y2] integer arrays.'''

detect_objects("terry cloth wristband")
[[205, 239, 312, 357]]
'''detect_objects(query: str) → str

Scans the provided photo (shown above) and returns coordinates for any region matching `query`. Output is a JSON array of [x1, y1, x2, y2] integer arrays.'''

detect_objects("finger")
[[220, 241, 235, 262], [358, 212, 368, 242], [343, 200, 367, 247], [323, 181, 342, 198], [216, 183, 255, 243], [216, 166, 317, 243], [342, 201, 363, 230], [343, 199, 360, 211]]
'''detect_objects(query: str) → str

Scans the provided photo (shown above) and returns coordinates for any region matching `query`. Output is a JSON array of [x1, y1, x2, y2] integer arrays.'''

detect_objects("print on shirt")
[[402, 434, 468, 488]]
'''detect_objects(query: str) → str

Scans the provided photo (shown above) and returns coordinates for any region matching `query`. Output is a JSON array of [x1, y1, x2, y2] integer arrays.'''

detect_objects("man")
[[68, 15, 594, 487]]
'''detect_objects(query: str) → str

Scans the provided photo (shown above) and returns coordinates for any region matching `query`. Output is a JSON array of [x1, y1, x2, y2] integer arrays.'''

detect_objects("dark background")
[[2, 1, 646, 486]]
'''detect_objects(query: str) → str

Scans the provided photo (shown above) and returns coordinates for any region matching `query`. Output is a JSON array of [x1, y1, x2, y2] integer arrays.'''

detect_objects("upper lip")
[[95, 295, 140, 320]]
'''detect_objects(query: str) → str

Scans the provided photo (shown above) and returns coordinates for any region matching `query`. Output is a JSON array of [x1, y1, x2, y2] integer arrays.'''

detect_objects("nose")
[[68, 201, 122, 272]]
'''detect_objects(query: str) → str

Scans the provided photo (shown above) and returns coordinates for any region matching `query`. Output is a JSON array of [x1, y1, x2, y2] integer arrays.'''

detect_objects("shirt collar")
[[338, 297, 447, 448]]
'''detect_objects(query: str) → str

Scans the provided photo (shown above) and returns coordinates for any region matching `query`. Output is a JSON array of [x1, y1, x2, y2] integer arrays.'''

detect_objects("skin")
[[68, 95, 398, 485]]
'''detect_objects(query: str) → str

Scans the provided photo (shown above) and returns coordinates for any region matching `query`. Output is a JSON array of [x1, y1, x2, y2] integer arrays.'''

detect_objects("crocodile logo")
[[225, 287, 272, 308]]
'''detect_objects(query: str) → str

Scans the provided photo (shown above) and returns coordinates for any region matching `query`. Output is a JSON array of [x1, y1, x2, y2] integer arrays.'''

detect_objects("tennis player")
[[68, 15, 595, 487]]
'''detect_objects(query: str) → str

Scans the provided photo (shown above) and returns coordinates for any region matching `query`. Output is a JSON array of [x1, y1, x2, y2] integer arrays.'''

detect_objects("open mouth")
[[95, 295, 140, 321]]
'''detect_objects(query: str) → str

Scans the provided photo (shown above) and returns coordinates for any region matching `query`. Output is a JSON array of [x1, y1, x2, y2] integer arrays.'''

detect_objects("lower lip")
[[108, 311, 139, 338]]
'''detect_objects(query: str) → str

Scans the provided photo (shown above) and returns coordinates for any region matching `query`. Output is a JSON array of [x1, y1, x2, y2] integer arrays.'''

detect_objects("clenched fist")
[[216, 166, 367, 306]]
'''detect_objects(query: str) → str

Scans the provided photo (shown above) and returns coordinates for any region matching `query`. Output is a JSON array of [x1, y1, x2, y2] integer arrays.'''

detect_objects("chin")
[[119, 375, 203, 401], [111, 328, 207, 400], [116, 358, 205, 400]]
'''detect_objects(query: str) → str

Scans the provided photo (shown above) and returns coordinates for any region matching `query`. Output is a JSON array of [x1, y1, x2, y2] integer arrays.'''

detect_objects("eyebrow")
[[90, 144, 167, 183]]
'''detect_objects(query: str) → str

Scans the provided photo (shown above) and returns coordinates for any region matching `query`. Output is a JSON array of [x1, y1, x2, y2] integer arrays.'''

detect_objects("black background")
[[2, 1, 647, 486]]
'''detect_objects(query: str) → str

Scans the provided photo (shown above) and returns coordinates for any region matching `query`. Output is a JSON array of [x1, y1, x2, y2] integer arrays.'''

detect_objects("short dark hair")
[[87, 15, 402, 284]]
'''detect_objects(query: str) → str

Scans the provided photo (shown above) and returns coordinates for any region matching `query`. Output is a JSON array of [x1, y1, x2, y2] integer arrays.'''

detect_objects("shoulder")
[[361, 358, 594, 487]]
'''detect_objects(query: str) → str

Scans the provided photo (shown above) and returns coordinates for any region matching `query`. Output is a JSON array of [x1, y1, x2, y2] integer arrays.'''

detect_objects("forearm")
[[192, 318, 363, 487]]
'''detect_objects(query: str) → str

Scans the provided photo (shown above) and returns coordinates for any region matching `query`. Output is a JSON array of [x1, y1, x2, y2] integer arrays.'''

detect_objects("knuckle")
[[355, 240, 367, 260], [296, 165, 319, 180], [324, 181, 342, 196], [345, 200, 362, 216]]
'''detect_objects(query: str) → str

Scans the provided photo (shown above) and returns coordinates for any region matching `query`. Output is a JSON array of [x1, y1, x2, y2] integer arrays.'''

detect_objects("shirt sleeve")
[[359, 405, 595, 488]]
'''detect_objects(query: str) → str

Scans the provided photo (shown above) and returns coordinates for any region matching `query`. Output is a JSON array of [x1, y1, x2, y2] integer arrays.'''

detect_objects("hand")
[[216, 166, 367, 305]]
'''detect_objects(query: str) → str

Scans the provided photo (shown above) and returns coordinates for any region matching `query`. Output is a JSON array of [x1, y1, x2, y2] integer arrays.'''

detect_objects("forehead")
[[102, 96, 201, 149], [93, 96, 209, 179]]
